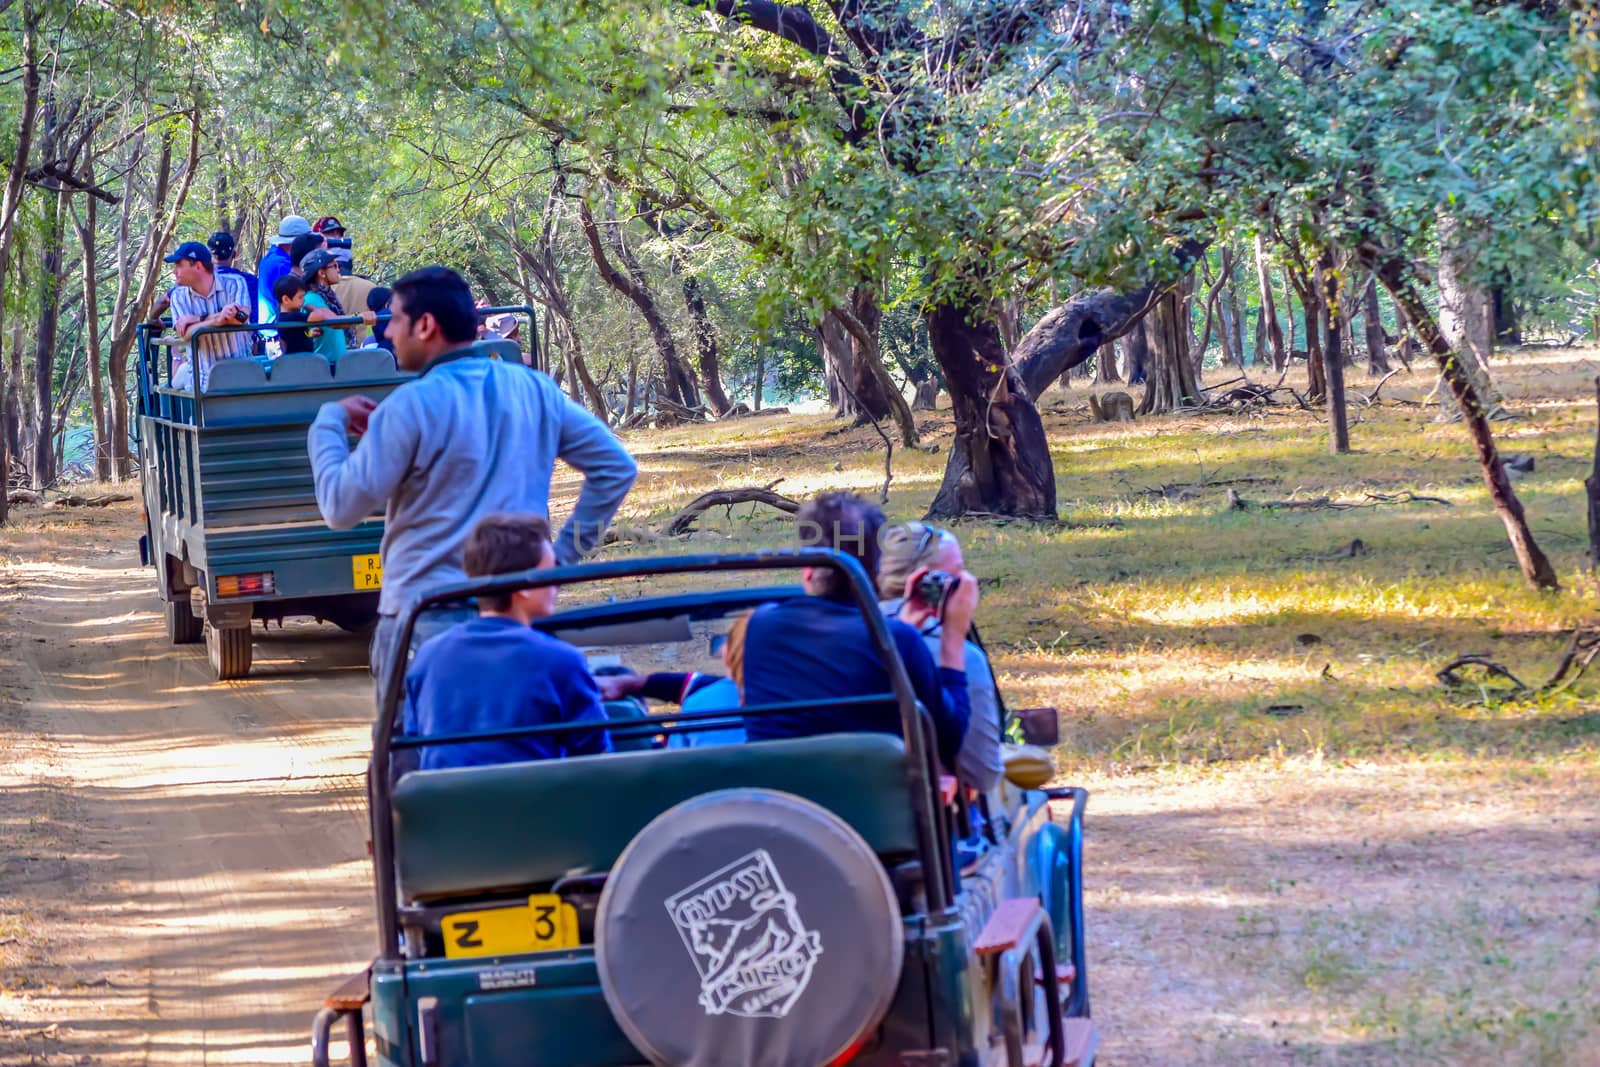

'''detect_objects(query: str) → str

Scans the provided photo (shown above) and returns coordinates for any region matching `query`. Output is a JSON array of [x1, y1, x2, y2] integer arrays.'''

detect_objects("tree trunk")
[[1136, 290, 1200, 415], [833, 297, 919, 447], [33, 180, 67, 489], [1321, 249, 1351, 454], [818, 313, 863, 418], [1588, 377, 1600, 571], [753, 348, 763, 411], [0, 8, 40, 514], [1095, 341, 1122, 383], [1362, 277, 1389, 375], [1437, 214, 1503, 415], [678, 271, 732, 415], [1126, 321, 1149, 385], [1224, 254, 1247, 365], [74, 165, 110, 481], [1492, 287, 1521, 347], [925, 304, 1055, 520], [1254, 236, 1286, 369], [1368, 250, 1557, 590], [1281, 275, 1297, 362], [577, 198, 699, 414]]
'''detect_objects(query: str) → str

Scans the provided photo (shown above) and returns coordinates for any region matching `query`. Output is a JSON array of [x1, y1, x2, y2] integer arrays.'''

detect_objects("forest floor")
[[2, 347, 1599, 1064]]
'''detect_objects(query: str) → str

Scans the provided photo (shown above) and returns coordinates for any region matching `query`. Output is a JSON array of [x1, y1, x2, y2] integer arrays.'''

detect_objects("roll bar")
[[368, 549, 956, 955]]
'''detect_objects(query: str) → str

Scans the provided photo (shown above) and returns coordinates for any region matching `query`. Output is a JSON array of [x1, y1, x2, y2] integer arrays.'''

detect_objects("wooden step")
[[974, 897, 1041, 957]]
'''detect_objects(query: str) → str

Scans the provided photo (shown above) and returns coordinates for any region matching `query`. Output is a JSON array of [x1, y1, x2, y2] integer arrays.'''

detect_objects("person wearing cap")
[[257, 215, 311, 326], [165, 240, 253, 391], [301, 249, 375, 364], [313, 215, 354, 273], [209, 231, 260, 334]]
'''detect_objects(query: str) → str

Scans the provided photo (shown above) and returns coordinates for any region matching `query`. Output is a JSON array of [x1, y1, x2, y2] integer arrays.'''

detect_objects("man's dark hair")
[[288, 232, 324, 269], [391, 266, 478, 343], [795, 491, 885, 601], [464, 512, 554, 611], [272, 274, 306, 302]]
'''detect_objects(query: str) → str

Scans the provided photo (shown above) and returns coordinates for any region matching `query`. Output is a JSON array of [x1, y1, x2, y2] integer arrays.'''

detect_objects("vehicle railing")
[[135, 306, 541, 426], [370, 549, 955, 957]]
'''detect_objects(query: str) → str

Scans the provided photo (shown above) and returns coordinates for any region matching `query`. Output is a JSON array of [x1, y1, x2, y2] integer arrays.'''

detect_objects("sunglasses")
[[913, 524, 948, 559]]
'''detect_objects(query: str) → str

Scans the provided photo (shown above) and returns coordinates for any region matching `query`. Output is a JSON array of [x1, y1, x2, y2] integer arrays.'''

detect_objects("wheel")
[[165, 597, 202, 644], [596, 789, 903, 1067], [206, 623, 253, 680]]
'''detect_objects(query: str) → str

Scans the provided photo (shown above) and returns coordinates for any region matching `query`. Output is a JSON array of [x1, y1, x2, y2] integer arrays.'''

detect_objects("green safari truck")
[[134, 312, 535, 680]]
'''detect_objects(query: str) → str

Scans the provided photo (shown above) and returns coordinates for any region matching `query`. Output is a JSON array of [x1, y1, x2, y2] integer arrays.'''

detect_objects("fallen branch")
[[1436, 654, 1528, 692], [50, 492, 134, 508], [663, 483, 800, 537], [1363, 368, 1402, 404], [1228, 489, 1452, 512]]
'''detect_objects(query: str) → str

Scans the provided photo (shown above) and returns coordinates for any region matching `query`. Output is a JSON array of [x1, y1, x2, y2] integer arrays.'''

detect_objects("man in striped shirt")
[[166, 240, 254, 391]]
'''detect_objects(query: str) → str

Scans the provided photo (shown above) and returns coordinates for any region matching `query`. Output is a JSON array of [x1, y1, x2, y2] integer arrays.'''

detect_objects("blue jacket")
[[741, 596, 970, 772], [404, 615, 610, 770], [217, 265, 260, 324], [257, 246, 292, 324], [308, 347, 637, 614]]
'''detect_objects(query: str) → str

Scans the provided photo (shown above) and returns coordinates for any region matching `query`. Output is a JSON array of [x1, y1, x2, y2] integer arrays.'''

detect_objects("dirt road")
[[1, 505, 376, 1065]]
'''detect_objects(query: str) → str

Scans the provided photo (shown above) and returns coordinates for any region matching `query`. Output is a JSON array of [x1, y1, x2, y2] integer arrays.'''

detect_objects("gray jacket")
[[310, 350, 636, 615]]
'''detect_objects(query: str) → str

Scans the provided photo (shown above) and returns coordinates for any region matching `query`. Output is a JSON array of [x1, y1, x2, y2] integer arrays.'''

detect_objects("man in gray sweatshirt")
[[308, 266, 637, 712]]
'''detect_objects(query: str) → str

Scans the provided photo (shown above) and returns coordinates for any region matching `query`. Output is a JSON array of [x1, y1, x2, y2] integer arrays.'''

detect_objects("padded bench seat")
[[392, 732, 917, 901]]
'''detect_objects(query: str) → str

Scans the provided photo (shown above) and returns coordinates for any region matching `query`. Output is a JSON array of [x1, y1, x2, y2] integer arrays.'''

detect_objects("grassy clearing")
[[595, 348, 1600, 775]]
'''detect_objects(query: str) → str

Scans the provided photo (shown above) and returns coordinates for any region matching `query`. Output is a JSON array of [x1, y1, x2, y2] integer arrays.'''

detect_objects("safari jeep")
[[312, 550, 1099, 1067]]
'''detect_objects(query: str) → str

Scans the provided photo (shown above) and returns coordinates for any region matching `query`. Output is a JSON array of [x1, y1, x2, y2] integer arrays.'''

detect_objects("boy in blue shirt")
[[403, 512, 611, 771]]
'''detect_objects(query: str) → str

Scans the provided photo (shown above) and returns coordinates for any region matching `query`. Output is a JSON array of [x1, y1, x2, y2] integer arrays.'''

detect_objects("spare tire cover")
[[596, 788, 903, 1067]]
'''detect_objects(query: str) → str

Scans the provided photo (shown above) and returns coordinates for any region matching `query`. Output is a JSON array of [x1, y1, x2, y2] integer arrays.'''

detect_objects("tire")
[[206, 623, 253, 680], [596, 789, 903, 1067], [165, 597, 203, 644]]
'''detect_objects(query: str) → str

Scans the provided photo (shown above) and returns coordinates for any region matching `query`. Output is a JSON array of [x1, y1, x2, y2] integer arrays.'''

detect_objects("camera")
[[914, 570, 958, 610], [323, 236, 352, 250]]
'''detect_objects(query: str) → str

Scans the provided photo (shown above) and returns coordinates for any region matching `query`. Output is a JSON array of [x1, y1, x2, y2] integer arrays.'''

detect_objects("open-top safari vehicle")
[[132, 308, 536, 680], [312, 549, 1098, 1067]]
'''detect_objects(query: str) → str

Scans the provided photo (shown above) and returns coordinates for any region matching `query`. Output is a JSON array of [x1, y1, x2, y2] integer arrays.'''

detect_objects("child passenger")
[[272, 275, 319, 354], [402, 512, 611, 771]]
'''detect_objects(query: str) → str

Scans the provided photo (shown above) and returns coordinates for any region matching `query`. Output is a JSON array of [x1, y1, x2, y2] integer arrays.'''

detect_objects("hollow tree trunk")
[[925, 304, 1055, 520], [1126, 322, 1149, 385], [1368, 250, 1557, 590], [1320, 249, 1350, 454], [1254, 236, 1286, 369], [1136, 290, 1199, 415]]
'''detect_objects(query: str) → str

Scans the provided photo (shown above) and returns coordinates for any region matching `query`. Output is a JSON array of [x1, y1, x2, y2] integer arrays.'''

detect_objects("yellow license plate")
[[352, 553, 382, 590], [441, 894, 580, 959]]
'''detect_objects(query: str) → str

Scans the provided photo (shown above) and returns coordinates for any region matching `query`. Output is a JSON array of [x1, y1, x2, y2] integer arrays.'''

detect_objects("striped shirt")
[[168, 272, 253, 390]]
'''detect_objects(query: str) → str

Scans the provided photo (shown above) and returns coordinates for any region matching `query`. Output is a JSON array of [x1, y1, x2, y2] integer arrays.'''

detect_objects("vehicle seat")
[[336, 348, 401, 380], [267, 353, 333, 386], [203, 358, 268, 393], [391, 732, 918, 902]]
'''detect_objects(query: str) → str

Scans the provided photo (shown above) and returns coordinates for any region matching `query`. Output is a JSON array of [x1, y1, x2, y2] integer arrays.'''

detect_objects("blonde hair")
[[876, 522, 953, 599], [722, 611, 751, 691]]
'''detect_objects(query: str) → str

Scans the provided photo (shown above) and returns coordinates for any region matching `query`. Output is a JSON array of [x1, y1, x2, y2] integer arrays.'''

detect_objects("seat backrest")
[[267, 353, 332, 386], [203, 358, 268, 393], [336, 348, 400, 380], [392, 732, 916, 901], [480, 338, 524, 365]]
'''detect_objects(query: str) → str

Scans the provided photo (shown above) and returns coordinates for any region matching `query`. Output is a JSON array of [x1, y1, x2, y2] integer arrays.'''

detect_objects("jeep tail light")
[[216, 572, 275, 598]]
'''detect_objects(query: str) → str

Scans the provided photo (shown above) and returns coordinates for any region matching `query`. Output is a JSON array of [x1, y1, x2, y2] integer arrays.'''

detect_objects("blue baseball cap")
[[164, 240, 212, 266]]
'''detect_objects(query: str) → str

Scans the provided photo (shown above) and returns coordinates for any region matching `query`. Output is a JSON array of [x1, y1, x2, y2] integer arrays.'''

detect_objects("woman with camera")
[[878, 523, 1004, 791], [300, 249, 376, 364]]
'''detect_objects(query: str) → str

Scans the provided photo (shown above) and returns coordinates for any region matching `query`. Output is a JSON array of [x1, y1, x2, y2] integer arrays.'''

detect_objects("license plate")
[[351, 553, 382, 590], [441, 894, 580, 959]]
